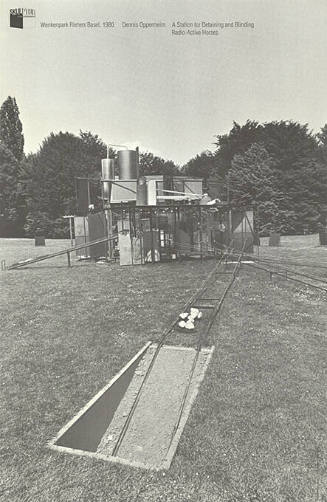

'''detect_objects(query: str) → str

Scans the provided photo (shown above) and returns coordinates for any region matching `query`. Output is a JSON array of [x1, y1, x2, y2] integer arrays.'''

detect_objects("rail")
[[6, 235, 118, 270], [167, 239, 246, 449], [222, 244, 327, 293], [112, 240, 238, 458]]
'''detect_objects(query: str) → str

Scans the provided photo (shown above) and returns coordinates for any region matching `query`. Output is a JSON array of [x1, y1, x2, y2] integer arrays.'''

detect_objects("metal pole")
[[129, 206, 133, 265], [105, 207, 113, 260], [69, 217, 73, 248], [199, 206, 203, 260], [226, 173, 232, 242], [109, 206, 113, 259], [83, 216, 87, 258], [87, 178, 91, 209], [150, 208, 155, 264], [63, 216, 74, 248]]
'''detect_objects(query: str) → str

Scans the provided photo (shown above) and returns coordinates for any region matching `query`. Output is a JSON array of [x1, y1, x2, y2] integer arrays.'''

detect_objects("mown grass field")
[[1, 236, 327, 501]]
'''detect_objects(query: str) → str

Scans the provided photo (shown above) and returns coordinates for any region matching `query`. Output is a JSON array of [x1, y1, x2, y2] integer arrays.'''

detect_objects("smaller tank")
[[102, 159, 115, 200], [101, 159, 115, 180]]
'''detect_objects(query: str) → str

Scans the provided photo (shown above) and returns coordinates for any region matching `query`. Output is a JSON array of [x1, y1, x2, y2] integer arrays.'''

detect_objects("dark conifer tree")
[[0, 96, 24, 161]]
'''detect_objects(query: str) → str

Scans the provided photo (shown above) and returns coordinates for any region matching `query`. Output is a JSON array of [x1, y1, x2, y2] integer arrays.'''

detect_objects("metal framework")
[[108, 203, 254, 265]]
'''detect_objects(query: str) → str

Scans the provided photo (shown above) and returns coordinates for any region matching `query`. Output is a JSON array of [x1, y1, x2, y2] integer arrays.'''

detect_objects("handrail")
[[7, 235, 118, 270]]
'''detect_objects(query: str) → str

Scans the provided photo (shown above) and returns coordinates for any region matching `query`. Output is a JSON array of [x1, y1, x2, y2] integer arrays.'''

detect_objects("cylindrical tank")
[[136, 176, 147, 206], [118, 150, 138, 180], [101, 159, 115, 200]]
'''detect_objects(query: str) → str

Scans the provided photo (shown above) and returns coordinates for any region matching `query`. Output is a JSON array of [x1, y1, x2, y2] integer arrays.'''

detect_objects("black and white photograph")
[[1, 0, 327, 500]]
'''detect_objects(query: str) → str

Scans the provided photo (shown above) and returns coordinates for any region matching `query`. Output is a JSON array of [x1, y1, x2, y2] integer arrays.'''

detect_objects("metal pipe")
[[7, 235, 118, 270]]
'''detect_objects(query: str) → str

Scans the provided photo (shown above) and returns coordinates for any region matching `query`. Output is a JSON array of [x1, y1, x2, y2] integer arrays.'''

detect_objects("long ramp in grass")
[[6, 235, 117, 270]]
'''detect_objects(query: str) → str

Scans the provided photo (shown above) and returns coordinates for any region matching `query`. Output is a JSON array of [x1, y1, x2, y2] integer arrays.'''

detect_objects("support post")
[[69, 217, 73, 248], [106, 207, 113, 260], [198, 206, 203, 261], [226, 174, 232, 242], [150, 209, 155, 264], [63, 215, 74, 248], [67, 251, 71, 268]]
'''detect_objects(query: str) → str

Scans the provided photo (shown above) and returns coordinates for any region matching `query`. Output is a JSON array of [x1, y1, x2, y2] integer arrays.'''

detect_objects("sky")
[[1, 0, 327, 165]]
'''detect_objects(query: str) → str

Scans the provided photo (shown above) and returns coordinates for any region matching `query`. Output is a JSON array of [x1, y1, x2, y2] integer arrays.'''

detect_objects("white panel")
[[111, 181, 137, 203], [74, 217, 88, 237], [119, 232, 133, 266], [184, 180, 203, 195], [147, 180, 157, 205]]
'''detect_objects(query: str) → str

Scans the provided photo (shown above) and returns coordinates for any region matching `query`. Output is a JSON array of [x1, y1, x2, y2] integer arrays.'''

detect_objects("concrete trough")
[[49, 342, 214, 470]]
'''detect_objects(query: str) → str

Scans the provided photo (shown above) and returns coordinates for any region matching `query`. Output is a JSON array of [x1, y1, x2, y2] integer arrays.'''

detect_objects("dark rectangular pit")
[[49, 342, 214, 470]]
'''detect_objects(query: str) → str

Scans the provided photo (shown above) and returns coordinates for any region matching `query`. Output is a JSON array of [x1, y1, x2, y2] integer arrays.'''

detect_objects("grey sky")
[[1, 0, 326, 165]]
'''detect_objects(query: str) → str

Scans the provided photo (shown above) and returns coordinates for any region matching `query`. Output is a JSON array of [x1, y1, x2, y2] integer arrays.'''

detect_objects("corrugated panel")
[[88, 212, 107, 258]]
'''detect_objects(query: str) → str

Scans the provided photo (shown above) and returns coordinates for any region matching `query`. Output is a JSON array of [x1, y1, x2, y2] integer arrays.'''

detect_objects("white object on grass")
[[179, 313, 189, 320], [185, 320, 195, 330]]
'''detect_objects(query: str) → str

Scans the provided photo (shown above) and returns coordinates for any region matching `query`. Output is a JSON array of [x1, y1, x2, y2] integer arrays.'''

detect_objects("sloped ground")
[[0, 236, 326, 501]]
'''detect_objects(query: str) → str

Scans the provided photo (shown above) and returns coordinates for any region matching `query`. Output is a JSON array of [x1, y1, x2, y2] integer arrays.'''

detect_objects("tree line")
[[196, 120, 327, 235], [0, 96, 327, 237]]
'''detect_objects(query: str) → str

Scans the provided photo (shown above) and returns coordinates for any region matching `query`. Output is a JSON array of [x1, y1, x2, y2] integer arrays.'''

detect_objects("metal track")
[[111, 243, 238, 458], [167, 247, 244, 451]]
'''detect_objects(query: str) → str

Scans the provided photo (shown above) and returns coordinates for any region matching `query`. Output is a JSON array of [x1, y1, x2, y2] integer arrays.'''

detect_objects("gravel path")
[[97, 344, 210, 468]]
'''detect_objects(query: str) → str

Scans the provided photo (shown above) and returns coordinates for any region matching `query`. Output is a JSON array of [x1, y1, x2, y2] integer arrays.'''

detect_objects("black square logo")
[[10, 12, 23, 29]]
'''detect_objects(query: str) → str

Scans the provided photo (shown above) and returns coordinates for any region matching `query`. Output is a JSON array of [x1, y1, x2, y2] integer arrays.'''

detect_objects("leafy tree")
[[280, 158, 327, 233], [315, 124, 327, 168], [229, 141, 327, 234], [259, 121, 324, 233], [139, 152, 179, 176], [213, 119, 317, 178], [260, 121, 317, 173], [182, 151, 216, 180], [79, 130, 109, 170], [229, 143, 284, 234], [0, 96, 24, 161], [20, 131, 107, 237], [214, 120, 262, 177], [0, 144, 24, 236], [210, 119, 324, 234], [0, 97, 25, 235], [317, 124, 327, 147]]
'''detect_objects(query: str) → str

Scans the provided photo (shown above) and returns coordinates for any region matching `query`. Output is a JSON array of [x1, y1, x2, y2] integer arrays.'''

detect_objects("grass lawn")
[[0, 236, 326, 501]]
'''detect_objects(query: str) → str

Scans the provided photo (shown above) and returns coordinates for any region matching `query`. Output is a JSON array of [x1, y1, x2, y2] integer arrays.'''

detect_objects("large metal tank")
[[101, 159, 115, 200], [118, 149, 138, 180]]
